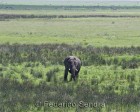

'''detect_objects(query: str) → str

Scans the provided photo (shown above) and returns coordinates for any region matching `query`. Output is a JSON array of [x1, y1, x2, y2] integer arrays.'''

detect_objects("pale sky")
[[1, 0, 140, 5], [1, 0, 140, 1]]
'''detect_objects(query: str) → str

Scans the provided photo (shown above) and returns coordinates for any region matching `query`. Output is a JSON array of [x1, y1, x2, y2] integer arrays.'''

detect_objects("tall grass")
[[1, 76, 140, 112], [0, 44, 139, 67]]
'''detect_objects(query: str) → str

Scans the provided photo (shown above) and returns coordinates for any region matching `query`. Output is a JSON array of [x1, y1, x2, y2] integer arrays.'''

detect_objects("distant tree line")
[[1, 14, 140, 20]]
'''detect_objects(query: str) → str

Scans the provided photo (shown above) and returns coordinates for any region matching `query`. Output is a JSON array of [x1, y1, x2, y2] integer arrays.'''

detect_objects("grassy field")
[[1, 8, 140, 15], [0, 4, 140, 112], [0, 17, 140, 46]]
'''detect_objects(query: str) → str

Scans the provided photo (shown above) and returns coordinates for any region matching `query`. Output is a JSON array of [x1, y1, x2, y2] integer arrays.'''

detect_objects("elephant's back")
[[64, 56, 81, 64]]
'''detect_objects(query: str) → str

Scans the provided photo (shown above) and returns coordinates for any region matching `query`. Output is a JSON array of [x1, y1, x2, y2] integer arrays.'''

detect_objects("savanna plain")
[[0, 4, 140, 112]]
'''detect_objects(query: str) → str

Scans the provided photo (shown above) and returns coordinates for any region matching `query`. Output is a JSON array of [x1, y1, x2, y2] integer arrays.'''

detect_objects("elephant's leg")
[[64, 68, 69, 81], [72, 75, 76, 81]]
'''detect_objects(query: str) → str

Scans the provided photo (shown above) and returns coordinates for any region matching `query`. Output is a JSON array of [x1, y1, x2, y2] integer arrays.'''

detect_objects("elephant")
[[64, 56, 81, 81]]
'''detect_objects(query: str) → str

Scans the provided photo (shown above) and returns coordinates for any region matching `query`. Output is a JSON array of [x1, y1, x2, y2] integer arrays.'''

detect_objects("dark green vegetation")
[[0, 4, 140, 112], [0, 44, 140, 67]]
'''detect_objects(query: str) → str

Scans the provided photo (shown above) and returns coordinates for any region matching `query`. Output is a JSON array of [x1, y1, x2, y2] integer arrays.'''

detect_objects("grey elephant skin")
[[64, 56, 81, 81]]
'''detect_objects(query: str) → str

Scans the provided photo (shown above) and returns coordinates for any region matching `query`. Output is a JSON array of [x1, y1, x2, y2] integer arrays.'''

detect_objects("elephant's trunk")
[[71, 66, 77, 80]]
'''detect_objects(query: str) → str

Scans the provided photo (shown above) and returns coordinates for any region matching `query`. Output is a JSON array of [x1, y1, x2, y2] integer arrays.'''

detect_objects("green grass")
[[1, 61, 140, 111], [0, 17, 140, 46], [1, 9, 140, 16]]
